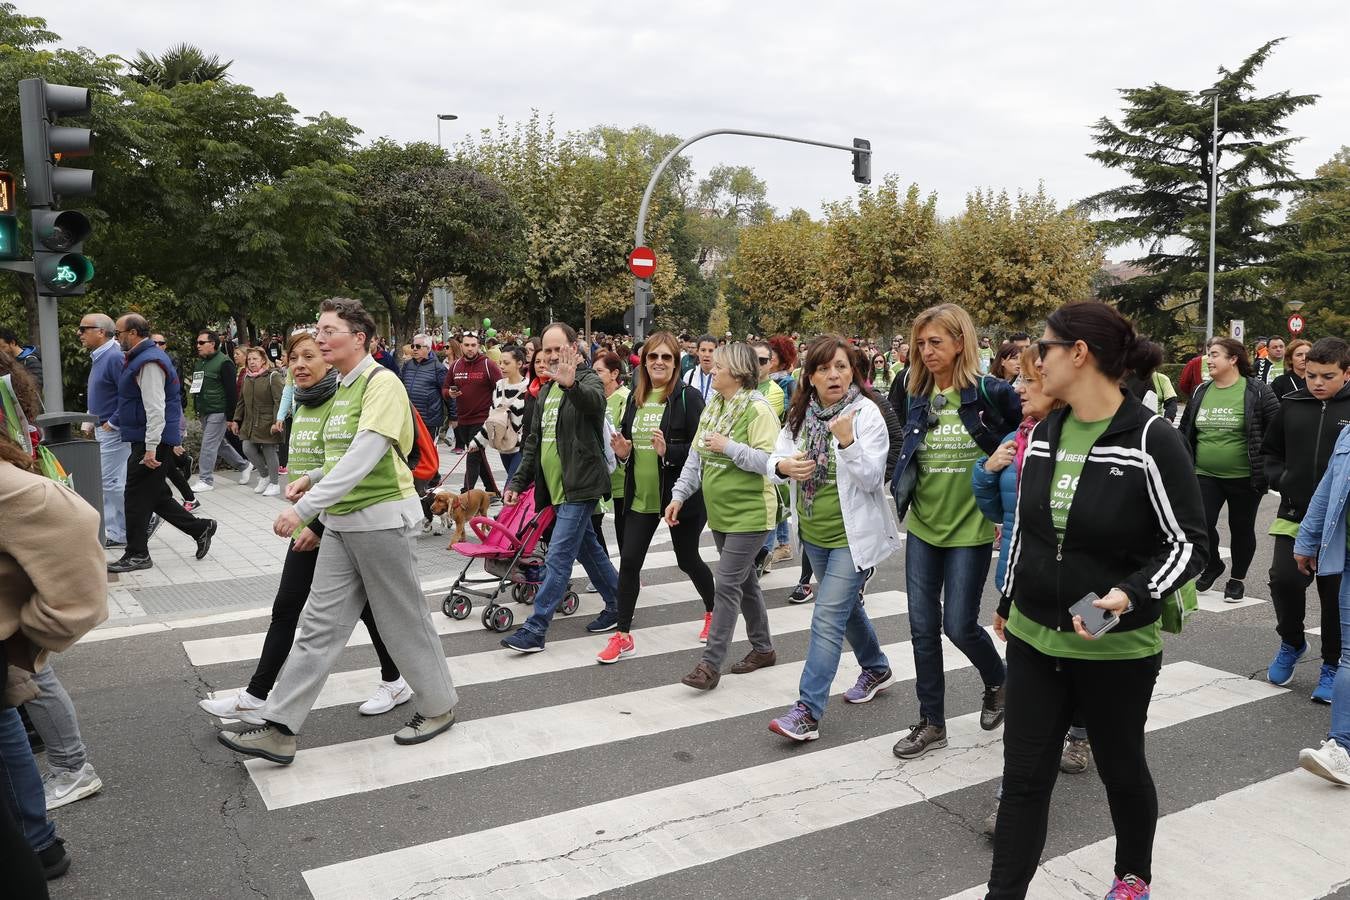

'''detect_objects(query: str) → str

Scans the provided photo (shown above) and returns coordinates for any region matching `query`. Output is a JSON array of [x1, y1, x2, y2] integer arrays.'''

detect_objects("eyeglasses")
[[153, 340, 166, 346], [646, 352, 675, 362], [195, 340, 213, 345], [1036, 339, 1077, 356], [76, 324, 100, 332], [317, 327, 354, 338], [925, 391, 950, 430]]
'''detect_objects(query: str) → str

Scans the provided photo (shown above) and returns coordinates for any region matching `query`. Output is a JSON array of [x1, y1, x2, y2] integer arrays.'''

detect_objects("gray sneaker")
[[893, 719, 947, 759], [43, 763, 103, 810], [980, 684, 1006, 731], [983, 799, 999, 836], [394, 709, 456, 746], [218, 725, 296, 764], [843, 667, 893, 704], [1060, 737, 1092, 774]]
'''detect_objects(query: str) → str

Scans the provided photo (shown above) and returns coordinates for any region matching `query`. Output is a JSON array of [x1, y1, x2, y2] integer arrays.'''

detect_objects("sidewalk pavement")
[[102, 447, 505, 626]]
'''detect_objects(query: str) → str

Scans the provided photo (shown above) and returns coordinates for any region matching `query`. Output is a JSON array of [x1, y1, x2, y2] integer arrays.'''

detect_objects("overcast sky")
[[43, 1, 1350, 233]]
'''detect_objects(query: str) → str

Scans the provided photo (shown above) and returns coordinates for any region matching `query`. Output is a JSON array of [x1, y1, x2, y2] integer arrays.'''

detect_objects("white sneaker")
[[236, 463, 255, 485], [43, 763, 103, 810], [1299, 739, 1350, 786], [359, 678, 412, 716], [263, 482, 280, 497], [189, 479, 215, 493], [585, 580, 599, 593], [198, 690, 267, 725], [253, 478, 269, 494]]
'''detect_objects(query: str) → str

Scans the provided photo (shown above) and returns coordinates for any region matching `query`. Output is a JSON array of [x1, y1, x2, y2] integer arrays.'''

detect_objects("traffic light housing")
[[18, 78, 95, 295], [0, 173, 17, 260], [852, 138, 871, 185]]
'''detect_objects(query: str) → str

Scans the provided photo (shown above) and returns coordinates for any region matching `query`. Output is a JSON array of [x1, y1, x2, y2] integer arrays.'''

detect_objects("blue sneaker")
[[768, 702, 820, 742], [1267, 641, 1307, 686], [500, 628, 545, 653], [1311, 664, 1336, 704], [585, 610, 619, 633]]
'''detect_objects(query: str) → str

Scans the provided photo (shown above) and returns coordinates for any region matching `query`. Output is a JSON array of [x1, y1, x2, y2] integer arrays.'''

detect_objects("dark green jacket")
[[191, 351, 235, 416], [508, 366, 610, 505]]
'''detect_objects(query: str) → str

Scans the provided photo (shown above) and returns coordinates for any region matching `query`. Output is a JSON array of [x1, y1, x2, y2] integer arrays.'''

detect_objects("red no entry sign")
[[1288, 314, 1305, 335], [628, 246, 656, 279]]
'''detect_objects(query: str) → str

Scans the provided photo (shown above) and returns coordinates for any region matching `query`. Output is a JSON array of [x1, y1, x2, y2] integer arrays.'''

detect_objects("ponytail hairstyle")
[[1044, 301, 1157, 381], [1207, 336, 1253, 378]]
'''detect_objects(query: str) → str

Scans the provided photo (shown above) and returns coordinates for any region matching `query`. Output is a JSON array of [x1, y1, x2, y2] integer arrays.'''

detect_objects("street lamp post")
[[436, 113, 458, 149], [1200, 88, 1221, 340]]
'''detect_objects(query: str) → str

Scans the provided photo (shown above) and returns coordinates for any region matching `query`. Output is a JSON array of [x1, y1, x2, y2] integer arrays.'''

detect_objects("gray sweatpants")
[[262, 523, 458, 733], [242, 440, 280, 484], [26, 665, 88, 773], [701, 529, 774, 671], [198, 412, 248, 483]]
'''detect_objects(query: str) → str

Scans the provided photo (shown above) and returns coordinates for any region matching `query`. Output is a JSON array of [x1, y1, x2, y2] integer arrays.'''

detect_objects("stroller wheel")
[[481, 604, 497, 630], [514, 582, 537, 605], [448, 593, 472, 620], [560, 591, 580, 616], [490, 606, 515, 632]]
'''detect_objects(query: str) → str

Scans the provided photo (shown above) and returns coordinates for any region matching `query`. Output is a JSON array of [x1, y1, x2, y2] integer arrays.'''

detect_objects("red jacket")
[[442, 354, 501, 426]]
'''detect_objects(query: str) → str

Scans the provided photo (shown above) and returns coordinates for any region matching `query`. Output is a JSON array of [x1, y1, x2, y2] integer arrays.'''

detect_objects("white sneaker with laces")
[[1299, 739, 1350, 786], [359, 678, 412, 716], [189, 479, 214, 493], [43, 763, 104, 810], [253, 478, 268, 494], [237, 463, 255, 485], [262, 482, 280, 497], [198, 690, 267, 725]]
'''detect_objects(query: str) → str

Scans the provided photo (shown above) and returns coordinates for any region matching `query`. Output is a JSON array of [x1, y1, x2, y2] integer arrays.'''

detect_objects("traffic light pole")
[[631, 129, 872, 342]]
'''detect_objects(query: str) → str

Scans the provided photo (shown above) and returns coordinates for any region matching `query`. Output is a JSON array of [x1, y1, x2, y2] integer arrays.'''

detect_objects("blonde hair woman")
[[889, 303, 1022, 760]]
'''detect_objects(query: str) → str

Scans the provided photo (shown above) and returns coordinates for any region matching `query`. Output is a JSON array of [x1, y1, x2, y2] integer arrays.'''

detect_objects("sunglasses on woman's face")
[[646, 352, 675, 362]]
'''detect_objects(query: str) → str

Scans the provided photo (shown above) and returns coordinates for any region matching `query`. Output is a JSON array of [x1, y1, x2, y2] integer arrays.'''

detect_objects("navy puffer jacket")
[[400, 357, 447, 430]]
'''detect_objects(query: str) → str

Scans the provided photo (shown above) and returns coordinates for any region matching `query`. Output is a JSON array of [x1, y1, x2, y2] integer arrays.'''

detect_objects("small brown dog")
[[428, 488, 495, 544]]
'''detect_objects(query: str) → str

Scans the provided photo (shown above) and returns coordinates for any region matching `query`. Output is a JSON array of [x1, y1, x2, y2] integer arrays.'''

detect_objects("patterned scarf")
[[799, 384, 860, 513], [293, 368, 339, 409], [698, 387, 755, 452]]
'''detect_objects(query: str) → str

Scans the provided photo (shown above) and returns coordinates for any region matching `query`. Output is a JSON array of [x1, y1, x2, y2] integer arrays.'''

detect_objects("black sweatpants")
[[591, 497, 628, 559], [616, 504, 716, 633], [988, 633, 1161, 897], [1197, 474, 1262, 580], [456, 424, 500, 494], [246, 522, 400, 699], [125, 442, 209, 558], [1269, 533, 1343, 665], [165, 450, 196, 503]]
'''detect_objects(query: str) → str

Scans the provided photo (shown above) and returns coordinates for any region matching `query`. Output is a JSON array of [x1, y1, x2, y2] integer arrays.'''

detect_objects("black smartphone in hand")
[[1069, 593, 1119, 638]]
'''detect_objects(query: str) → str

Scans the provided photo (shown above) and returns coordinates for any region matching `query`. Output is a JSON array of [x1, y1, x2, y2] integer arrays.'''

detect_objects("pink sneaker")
[[1105, 875, 1150, 899], [698, 612, 712, 643], [596, 632, 634, 665]]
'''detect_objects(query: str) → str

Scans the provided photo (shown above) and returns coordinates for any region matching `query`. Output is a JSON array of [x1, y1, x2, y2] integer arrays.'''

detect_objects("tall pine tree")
[[1083, 39, 1317, 342]]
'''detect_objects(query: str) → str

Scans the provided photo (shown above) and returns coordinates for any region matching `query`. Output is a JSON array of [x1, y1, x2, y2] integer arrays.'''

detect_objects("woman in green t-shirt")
[[596, 332, 717, 665], [590, 351, 631, 560], [666, 342, 779, 691], [1178, 337, 1279, 601], [197, 331, 405, 723]]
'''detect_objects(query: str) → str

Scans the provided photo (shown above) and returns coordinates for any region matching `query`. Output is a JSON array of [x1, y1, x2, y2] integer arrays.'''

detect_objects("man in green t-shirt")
[[219, 298, 459, 765], [500, 321, 621, 653]]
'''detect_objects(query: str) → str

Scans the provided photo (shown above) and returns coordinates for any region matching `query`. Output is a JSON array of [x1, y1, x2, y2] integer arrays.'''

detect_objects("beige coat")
[[0, 462, 108, 704]]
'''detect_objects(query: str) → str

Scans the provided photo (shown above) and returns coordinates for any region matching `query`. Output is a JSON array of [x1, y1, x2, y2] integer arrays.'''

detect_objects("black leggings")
[[591, 497, 628, 559], [165, 451, 196, 503], [1197, 474, 1262, 580], [1269, 533, 1343, 665], [246, 525, 400, 698], [457, 425, 500, 494], [616, 504, 716, 633], [988, 633, 1161, 896]]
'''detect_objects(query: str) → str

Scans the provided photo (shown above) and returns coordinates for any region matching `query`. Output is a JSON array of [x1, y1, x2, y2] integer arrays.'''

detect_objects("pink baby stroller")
[[440, 485, 580, 632]]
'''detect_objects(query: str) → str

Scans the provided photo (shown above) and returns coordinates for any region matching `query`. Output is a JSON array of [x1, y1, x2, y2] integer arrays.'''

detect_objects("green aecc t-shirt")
[[908, 388, 992, 548], [630, 396, 665, 514], [1195, 379, 1249, 480]]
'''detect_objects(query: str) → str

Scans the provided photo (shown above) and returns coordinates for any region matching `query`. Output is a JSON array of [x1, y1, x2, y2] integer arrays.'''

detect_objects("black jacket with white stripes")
[[999, 394, 1209, 634]]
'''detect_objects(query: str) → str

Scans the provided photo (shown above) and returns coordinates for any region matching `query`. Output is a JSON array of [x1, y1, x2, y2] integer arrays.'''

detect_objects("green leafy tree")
[[1083, 39, 1318, 340], [1272, 147, 1350, 336], [728, 209, 825, 334], [345, 140, 523, 341], [125, 43, 232, 87]]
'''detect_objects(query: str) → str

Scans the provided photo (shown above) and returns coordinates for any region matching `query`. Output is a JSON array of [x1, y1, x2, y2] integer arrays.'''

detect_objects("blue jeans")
[[501, 451, 521, 481], [762, 519, 791, 553], [905, 534, 1005, 726], [0, 707, 55, 852], [1332, 576, 1350, 752], [797, 541, 889, 720], [522, 500, 618, 638], [95, 425, 130, 542]]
